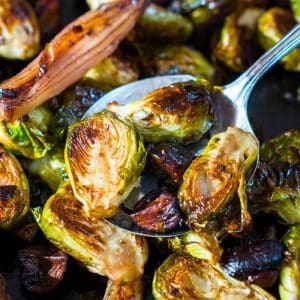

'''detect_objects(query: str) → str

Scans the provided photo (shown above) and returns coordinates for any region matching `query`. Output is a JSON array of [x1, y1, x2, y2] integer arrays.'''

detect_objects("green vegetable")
[[258, 7, 300, 72], [0, 146, 29, 230], [65, 110, 146, 218], [83, 53, 139, 91], [148, 45, 214, 80], [129, 4, 193, 45], [214, 7, 264, 72], [153, 254, 275, 299], [25, 149, 66, 191], [166, 229, 222, 264], [291, 0, 300, 22], [279, 225, 300, 300], [248, 130, 300, 225], [0, 106, 53, 159], [104, 279, 143, 300], [0, 0, 40, 60], [178, 127, 258, 228], [109, 79, 214, 144], [35, 182, 148, 283]]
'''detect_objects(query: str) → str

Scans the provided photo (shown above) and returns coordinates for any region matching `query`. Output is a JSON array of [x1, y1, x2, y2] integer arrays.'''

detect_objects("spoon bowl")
[[84, 24, 300, 237]]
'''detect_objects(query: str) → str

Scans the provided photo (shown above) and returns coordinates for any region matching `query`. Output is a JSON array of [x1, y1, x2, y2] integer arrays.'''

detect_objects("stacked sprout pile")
[[0, 0, 299, 299]]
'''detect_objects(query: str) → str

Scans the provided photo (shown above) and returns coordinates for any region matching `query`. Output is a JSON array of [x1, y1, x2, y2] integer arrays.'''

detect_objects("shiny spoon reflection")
[[84, 24, 300, 237]]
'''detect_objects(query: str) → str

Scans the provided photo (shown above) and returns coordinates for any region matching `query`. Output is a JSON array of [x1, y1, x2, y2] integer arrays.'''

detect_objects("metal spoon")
[[84, 24, 300, 237]]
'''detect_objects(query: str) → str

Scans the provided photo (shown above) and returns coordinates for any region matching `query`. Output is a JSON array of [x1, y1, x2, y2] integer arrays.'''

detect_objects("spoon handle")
[[222, 23, 300, 107]]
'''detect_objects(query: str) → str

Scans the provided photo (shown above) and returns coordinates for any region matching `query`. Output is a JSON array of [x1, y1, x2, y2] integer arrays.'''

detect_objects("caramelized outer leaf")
[[0, 146, 29, 229], [36, 182, 148, 283], [0, 0, 145, 121], [65, 110, 146, 218], [104, 279, 143, 300], [109, 79, 214, 144]]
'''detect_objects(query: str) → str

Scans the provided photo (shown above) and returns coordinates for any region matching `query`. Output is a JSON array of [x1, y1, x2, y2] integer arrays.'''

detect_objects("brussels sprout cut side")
[[178, 127, 258, 228], [153, 254, 275, 300], [0, 146, 29, 230], [109, 79, 214, 144], [65, 110, 146, 218], [35, 182, 148, 283]]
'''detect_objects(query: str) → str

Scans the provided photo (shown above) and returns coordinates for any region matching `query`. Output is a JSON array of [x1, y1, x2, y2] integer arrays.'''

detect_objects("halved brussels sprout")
[[83, 52, 139, 91], [260, 129, 300, 164], [65, 110, 146, 218], [166, 229, 222, 264], [153, 254, 275, 299], [129, 4, 193, 44], [257, 7, 300, 72], [149, 45, 214, 80], [0, 0, 40, 60], [0, 146, 29, 230], [34, 182, 148, 283], [25, 148, 66, 191], [291, 0, 300, 22], [0, 106, 53, 159], [248, 130, 300, 224], [178, 127, 258, 227], [104, 279, 143, 300], [213, 7, 263, 72], [109, 79, 214, 144], [279, 225, 300, 300]]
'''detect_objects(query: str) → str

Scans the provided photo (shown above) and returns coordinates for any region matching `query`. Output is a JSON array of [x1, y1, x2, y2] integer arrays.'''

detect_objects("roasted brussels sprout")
[[129, 4, 193, 44], [109, 79, 214, 144], [213, 7, 263, 72], [51, 84, 103, 141], [0, 274, 11, 300], [257, 7, 300, 72], [25, 148, 66, 191], [0, 0, 40, 60], [166, 229, 222, 264], [18, 245, 68, 294], [65, 110, 146, 218], [0, 106, 53, 159], [248, 130, 300, 224], [145, 45, 214, 80], [35, 182, 148, 283], [279, 225, 300, 300], [83, 52, 139, 91], [291, 0, 300, 22], [178, 127, 258, 229], [0, 146, 29, 230], [104, 279, 143, 300], [180, 0, 226, 12], [153, 254, 275, 299]]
